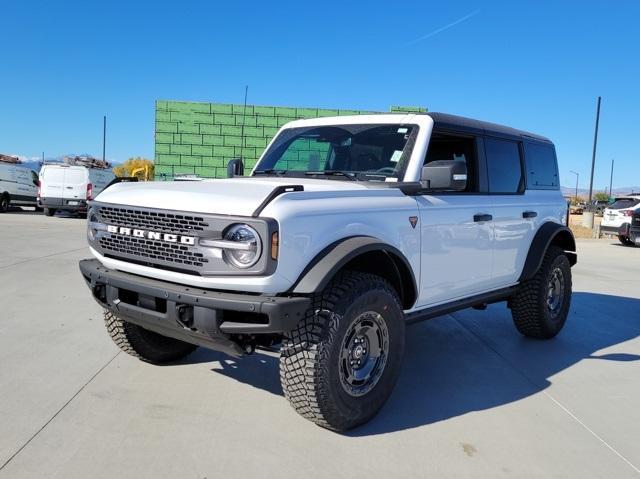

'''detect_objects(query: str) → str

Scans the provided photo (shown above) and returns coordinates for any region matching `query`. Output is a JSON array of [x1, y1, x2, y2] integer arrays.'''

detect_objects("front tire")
[[104, 310, 197, 363], [511, 246, 572, 339], [0, 194, 9, 213], [279, 272, 405, 431], [618, 235, 634, 246]]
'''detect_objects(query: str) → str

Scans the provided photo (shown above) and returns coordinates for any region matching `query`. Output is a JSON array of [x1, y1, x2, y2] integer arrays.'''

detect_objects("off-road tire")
[[618, 235, 634, 246], [279, 271, 405, 432], [511, 246, 572, 339], [0, 194, 9, 213], [104, 310, 197, 363], [44, 207, 56, 217]]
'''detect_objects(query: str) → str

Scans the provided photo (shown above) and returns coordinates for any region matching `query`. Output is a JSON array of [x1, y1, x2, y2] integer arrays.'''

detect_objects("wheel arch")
[[519, 222, 577, 282], [291, 236, 418, 309]]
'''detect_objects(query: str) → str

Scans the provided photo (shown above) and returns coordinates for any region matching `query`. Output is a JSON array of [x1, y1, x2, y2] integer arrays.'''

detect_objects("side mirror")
[[421, 160, 467, 191], [227, 158, 244, 178]]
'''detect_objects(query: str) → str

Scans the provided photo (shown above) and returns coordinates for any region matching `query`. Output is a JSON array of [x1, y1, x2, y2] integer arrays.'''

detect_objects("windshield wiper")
[[304, 170, 357, 181], [253, 169, 288, 176]]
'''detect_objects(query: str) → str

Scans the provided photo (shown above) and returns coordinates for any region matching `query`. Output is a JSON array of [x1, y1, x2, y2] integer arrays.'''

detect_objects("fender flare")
[[519, 222, 577, 282], [291, 236, 418, 308]]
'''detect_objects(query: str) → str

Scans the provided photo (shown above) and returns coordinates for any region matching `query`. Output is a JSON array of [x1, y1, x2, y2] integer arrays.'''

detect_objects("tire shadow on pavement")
[[171, 292, 640, 436], [351, 292, 640, 436]]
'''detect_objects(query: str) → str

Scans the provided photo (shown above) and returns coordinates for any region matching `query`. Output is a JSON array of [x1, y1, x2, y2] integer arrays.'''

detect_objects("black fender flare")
[[519, 222, 577, 282], [291, 236, 418, 309]]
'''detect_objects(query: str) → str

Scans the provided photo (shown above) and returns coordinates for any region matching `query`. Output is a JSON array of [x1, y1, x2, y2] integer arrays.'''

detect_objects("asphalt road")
[[1, 210, 639, 478]]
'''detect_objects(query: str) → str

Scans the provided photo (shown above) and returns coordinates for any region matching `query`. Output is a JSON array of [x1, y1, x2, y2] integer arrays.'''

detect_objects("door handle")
[[522, 211, 538, 219], [65, 186, 73, 189], [473, 213, 493, 222]]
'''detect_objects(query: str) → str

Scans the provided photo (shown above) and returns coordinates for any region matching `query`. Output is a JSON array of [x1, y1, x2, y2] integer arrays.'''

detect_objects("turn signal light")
[[622, 209, 633, 217], [86, 183, 93, 200], [271, 232, 279, 260]]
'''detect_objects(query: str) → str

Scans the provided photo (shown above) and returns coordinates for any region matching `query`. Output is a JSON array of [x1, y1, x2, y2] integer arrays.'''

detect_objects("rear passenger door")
[[485, 137, 537, 287]]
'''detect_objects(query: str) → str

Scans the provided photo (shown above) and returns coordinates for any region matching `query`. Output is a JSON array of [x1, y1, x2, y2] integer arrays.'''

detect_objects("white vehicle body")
[[0, 162, 39, 210], [87, 114, 569, 310], [80, 112, 577, 430], [600, 195, 640, 236], [39, 164, 115, 213]]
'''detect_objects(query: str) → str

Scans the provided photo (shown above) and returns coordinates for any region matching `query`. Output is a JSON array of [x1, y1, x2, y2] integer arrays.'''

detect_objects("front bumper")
[[40, 197, 87, 211], [600, 224, 627, 235], [79, 259, 310, 356], [630, 226, 640, 244]]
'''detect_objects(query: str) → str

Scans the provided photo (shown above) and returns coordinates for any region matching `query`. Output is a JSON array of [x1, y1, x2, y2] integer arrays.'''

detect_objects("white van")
[[39, 164, 116, 216], [0, 162, 40, 212]]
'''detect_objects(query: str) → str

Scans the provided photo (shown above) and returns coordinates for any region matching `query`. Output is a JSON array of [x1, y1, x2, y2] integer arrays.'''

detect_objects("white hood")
[[93, 176, 370, 216]]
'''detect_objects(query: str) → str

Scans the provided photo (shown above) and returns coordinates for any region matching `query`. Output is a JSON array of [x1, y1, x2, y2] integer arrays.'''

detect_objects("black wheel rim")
[[546, 267, 565, 318], [339, 311, 389, 397]]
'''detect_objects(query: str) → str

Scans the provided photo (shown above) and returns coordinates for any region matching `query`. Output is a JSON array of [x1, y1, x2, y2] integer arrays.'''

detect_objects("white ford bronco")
[[80, 113, 576, 431]]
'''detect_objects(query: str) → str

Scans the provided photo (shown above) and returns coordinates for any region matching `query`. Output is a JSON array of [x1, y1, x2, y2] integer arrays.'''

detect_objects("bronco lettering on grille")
[[106, 225, 196, 245]]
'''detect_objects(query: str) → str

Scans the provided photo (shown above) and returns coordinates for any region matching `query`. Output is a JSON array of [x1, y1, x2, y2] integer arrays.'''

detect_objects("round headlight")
[[223, 224, 261, 268]]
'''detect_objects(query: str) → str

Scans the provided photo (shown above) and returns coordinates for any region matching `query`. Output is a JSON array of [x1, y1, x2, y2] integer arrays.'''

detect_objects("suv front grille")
[[89, 201, 273, 277], [98, 235, 209, 268], [97, 206, 209, 235]]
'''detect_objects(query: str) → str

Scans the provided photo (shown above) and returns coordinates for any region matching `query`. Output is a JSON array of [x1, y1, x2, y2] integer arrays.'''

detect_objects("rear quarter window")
[[524, 141, 559, 190]]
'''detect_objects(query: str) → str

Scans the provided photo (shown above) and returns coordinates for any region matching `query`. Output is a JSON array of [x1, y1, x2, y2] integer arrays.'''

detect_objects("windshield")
[[253, 124, 418, 181], [609, 198, 640, 210]]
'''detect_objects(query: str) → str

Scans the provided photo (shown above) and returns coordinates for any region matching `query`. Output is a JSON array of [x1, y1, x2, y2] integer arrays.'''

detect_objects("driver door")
[[413, 132, 494, 308]]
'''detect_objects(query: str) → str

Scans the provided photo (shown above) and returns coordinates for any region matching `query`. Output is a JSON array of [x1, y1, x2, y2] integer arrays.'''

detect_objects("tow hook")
[[234, 334, 256, 355], [176, 304, 194, 329]]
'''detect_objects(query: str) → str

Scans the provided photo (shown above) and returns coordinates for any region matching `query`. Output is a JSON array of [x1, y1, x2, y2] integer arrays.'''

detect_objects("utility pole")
[[570, 170, 579, 200], [102, 115, 107, 163], [587, 96, 601, 204], [608, 158, 614, 198]]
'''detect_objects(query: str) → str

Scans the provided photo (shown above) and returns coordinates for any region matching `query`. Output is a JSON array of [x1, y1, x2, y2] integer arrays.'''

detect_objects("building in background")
[[155, 101, 426, 180]]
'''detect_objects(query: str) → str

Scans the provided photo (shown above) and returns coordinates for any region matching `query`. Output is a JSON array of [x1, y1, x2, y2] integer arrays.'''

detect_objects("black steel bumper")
[[79, 259, 310, 356], [629, 226, 640, 243]]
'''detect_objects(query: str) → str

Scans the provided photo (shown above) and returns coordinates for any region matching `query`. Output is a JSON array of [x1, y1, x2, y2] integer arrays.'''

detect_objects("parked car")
[[570, 202, 586, 214], [38, 164, 115, 216], [0, 162, 40, 212], [600, 195, 640, 245], [589, 199, 610, 216], [79, 112, 576, 431], [628, 209, 640, 246]]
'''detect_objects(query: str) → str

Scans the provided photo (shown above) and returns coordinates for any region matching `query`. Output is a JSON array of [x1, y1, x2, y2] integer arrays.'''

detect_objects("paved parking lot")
[[1, 211, 639, 478]]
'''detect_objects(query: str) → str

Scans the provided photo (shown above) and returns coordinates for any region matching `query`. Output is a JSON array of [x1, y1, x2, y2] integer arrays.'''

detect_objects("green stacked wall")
[[154, 101, 427, 179]]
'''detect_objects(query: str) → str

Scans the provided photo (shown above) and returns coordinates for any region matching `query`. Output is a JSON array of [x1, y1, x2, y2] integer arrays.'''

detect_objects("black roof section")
[[426, 112, 551, 143]]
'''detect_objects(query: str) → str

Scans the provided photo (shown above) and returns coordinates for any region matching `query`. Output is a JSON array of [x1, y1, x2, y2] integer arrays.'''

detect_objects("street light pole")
[[609, 158, 614, 198], [588, 96, 601, 204], [570, 170, 579, 201]]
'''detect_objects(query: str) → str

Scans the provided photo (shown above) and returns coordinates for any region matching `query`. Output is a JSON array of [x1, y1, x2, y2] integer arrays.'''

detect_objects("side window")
[[524, 141, 559, 189], [484, 138, 523, 194], [424, 132, 477, 192]]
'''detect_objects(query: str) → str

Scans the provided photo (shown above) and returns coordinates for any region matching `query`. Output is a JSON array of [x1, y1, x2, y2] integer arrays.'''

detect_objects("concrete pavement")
[[1, 211, 639, 478]]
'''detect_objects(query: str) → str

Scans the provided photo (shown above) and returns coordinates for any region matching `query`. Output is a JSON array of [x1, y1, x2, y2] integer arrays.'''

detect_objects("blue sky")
[[1, 0, 639, 190]]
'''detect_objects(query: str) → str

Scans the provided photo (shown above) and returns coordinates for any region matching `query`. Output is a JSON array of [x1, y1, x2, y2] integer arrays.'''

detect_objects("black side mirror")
[[421, 160, 467, 191], [227, 158, 244, 178]]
